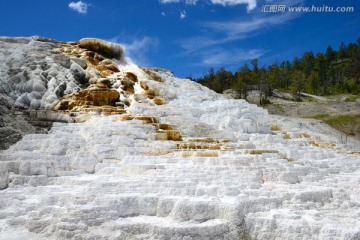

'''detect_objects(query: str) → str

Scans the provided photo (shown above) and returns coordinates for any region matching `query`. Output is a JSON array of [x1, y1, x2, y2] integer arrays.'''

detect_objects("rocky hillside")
[[0, 37, 359, 240]]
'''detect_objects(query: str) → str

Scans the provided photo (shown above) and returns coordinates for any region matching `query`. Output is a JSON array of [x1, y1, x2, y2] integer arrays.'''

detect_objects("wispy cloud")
[[199, 48, 267, 66], [159, 0, 304, 14], [180, 36, 230, 54], [159, 0, 180, 4], [177, 0, 304, 68], [110, 35, 159, 66], [185, 0, 198, 5], [210, 0, 257, 11], [159, 0, 256, 11], [68, 1, 89, 14], [159, 0, 198, 5], [203, 13, 297, 38], [180, 10, 187, 19], [181, 12, 296, 55], [203, 0, 304, 37], [163, 0, 305, 69]]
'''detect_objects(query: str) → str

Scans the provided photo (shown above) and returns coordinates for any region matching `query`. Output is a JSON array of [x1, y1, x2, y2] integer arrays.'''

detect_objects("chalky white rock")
[[0, 37, 359, 240]]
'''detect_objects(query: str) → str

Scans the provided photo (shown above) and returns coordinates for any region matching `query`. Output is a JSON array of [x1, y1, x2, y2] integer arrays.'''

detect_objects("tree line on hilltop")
[[192, 38, 360, 103]]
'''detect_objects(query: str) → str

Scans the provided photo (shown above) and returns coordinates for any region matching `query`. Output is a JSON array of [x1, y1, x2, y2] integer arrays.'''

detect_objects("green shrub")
[[260, 98, 272, 106], [308, 113, 330, 120], [325, 115, 357, 128]]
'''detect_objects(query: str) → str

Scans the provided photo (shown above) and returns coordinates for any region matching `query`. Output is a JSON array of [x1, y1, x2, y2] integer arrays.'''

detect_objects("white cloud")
[[180, 37, 230, 54], [203, 13, 297, 37], [165, 0, 305, 67], [203, 0, 304, 36], [159, 0, 180, 3], [178, 3, 302, 67], [185, 0, 198, 5], [69, 1, 88, 14], [159, 0, 255, 11], [200, 48, 266, 66], [180, 13, 296, 55], [110, 35, 159, 66], [180, 10, 187, 19], [210, 0, 257, 11], [159, 0, 197, 5]]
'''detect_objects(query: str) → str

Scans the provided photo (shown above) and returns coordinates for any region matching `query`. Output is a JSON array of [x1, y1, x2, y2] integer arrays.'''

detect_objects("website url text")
[[262, 5, 355, 13]]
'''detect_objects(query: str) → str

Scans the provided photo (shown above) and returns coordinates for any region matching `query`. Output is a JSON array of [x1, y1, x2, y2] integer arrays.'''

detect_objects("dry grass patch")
[[283, 133, 291, 139], [246, 150, 279, 155], [270, 124, 281, 131]]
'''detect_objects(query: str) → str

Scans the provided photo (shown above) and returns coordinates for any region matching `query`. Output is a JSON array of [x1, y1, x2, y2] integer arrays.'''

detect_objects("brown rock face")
[[78, 38, 124, 59], [100, 70, 115, 78], [83, 56, 99, 66], [126, 72, 138, 82], [140, 81, 156, 99], [119, 114, 182, 141], [155, 130, 182, 141], [96, 60, 120, 77], [164, 130, 182, 141], [78, 106, 127, 115], [120, 78, 135, 93], [119, 114, 158, 124], [153, 97, 166, 105], [53, 87, 120, 111], [57, 40, 170, 116], [99, 59, 120, 72], [142, 68, 162, 82]]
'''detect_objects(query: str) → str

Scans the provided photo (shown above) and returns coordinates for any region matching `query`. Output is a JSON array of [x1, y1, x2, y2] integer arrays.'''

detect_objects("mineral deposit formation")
[[0, 36, 359, 240]]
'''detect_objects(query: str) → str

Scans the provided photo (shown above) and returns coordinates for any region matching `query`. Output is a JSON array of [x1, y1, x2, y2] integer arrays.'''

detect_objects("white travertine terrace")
[[0, 37, 359, 240]]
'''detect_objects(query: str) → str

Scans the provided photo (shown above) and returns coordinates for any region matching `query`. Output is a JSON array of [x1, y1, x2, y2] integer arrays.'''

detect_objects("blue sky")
[[0, 0, 359, 78]]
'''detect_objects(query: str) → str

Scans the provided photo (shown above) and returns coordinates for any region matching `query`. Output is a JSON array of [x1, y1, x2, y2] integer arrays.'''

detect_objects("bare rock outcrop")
[[53, 86, 120, 112]]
